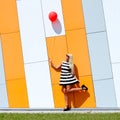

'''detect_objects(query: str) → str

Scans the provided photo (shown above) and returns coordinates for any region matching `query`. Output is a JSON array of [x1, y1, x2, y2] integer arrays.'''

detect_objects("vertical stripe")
[[24, 62, 54, 108], [17, 0, 54, 108], [0, 0, 19, 33], [61, 0, 96, 107], [0, 38, 8, 108], [102, 0, 120, 107], [1, 33, 29, 108], [41, 0, 65, 37], [112, 64, 120, 107], [66, 29, 92, 76], [16, 0, 48, 63], [0, 0, 29, 108], [61, 0, 85, 30], [1, 33, 25, 80], [46, 36, 68, 108], [82, 0, 117, 107], [94, 79, 117, 107], [45, 0, 96, 108], [82, 0, 105, 33], [87, 32, 113, 80], [74, 76, 96, 108]]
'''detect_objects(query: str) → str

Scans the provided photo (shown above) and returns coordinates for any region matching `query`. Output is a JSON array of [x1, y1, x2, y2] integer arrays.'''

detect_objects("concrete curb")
[[0, 108, 120, 113]]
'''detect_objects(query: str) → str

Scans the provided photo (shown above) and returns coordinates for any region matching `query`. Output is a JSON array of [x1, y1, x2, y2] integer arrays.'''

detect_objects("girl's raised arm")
[[49, 59, 61, 70]]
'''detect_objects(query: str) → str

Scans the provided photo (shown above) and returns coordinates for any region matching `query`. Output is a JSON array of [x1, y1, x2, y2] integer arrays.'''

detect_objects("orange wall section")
[[46, 36, 69, 108], [66, 29, 92, 76], [0, 0, 29, 108], [1, 33, 25, 80], [0, 0, 19, 33], [46, 36, 68, 84], [46, 34, 96, 108], [6, 79, 29, 108], [1, 33, 29, 108], [46, 0, 96, 108], [61, 0, 85, 30], [52, 84, 75, 108], [74, 76, 96, 108], [0, 0, 96, 108]]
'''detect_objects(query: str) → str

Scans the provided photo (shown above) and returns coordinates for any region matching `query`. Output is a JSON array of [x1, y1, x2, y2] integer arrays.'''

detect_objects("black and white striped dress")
[[59, 61, 79, 85]]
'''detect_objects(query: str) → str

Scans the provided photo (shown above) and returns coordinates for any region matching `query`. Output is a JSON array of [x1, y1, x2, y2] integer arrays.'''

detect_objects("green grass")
[[0, 113, 120, 120]]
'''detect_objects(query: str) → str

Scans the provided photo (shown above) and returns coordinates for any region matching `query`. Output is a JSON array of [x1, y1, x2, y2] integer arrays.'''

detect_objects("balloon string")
[[51, 37, 55, 61]]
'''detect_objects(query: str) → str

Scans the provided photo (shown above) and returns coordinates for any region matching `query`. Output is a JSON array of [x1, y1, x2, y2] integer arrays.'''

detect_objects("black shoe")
[[81, 85, 88, 91], [63, 107, 71, 111]]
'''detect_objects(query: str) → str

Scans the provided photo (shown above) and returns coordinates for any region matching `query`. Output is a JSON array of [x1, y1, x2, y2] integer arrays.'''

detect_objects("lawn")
[[0, 113, 120, 120]]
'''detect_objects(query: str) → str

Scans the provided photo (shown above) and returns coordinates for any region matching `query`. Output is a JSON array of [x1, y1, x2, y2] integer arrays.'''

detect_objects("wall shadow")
[[69, 64, 90, 108], [73, 90, 90, 108], [74, 64, 79, 80], [51, 19, 62, 34]]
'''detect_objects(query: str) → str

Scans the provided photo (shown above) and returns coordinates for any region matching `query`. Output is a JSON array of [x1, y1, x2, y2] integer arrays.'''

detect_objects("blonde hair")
[[66, 54, 74, 74]]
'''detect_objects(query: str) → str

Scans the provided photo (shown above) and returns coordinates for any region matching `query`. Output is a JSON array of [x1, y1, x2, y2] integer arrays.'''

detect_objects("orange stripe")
[[1, 33, 25, 80], [61, 0, 96, 108], [0, 0, 29, 108], [74, 76, 96, 108], [52, 84, 74, 108], [66, 29, 92, 76], [46, 36, 68, 107], [1, 32, 29, 108], [46, 0, 96, 108], [0, 0, 19, 33], [6, 79, 29, 108], [46, 36, 68, 84], [61, 0, 85, 30]]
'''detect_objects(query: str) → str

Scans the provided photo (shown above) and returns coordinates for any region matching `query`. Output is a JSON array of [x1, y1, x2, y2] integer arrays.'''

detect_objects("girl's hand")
[[49, 59, 52, 63], [49, 59, 54, 66]]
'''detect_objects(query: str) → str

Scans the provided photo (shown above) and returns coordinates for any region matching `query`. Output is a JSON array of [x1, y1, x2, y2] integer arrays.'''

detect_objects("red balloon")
[[49, 11, 57, 22]]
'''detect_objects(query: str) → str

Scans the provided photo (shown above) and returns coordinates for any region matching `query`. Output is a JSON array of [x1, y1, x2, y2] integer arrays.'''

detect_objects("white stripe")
[[60, 77, 76, 81], [60, 74, 73, 78], [0, 39, 9, 107], [17, 0, 54, 108], [61, 72, 71, 75], [41, 0, 65, 37], [16, 0, 48, 63], [60, 80, 78, 85], [62, 62, 69, 66], [24, 62, 54, 108], [61, 70, 69, 73], [61, 66, 69, 69]]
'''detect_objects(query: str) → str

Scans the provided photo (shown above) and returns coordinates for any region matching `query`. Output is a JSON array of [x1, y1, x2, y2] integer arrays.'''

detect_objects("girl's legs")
[[66, 84, 88, 93], [62, 86, 71, 111], [61, 84, 88, 111]]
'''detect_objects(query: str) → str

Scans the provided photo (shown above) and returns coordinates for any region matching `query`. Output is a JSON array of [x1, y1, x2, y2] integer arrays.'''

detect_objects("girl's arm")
[[49, 59, 61, 70]]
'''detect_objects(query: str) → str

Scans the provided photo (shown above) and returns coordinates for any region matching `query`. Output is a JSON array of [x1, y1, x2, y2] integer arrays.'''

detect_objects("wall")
[[0, 0, 119, 108]]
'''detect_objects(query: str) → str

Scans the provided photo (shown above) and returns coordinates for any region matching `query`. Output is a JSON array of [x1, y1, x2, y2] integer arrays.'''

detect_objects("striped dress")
[[59, 61, 79, 85]]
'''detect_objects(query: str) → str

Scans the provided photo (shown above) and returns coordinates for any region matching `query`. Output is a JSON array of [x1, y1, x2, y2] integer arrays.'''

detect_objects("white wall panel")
[[112, 64, 120, 107], [20, 36, 48, 64], [0, 40, 8, 107], [102, 0, 120, 108], [0, 85, 8, 108], [41, 0, 65, 37], [87, 32, 112, 81], [17, 0, 48, 63], [102, 0, 120, 63], [17, 0, 44, 37], [0, 40, 5, 84], [82, 0, 105, 33], [24, 62, 54, 108], [94, 79, 117, 107]]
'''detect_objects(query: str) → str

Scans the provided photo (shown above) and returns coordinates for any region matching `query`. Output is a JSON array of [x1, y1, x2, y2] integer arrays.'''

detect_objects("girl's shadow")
[[69, 64, 90, 108]]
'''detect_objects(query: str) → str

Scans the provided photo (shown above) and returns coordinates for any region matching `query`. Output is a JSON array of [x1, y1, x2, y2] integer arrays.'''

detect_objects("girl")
[[50, 54, 88, 111]]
